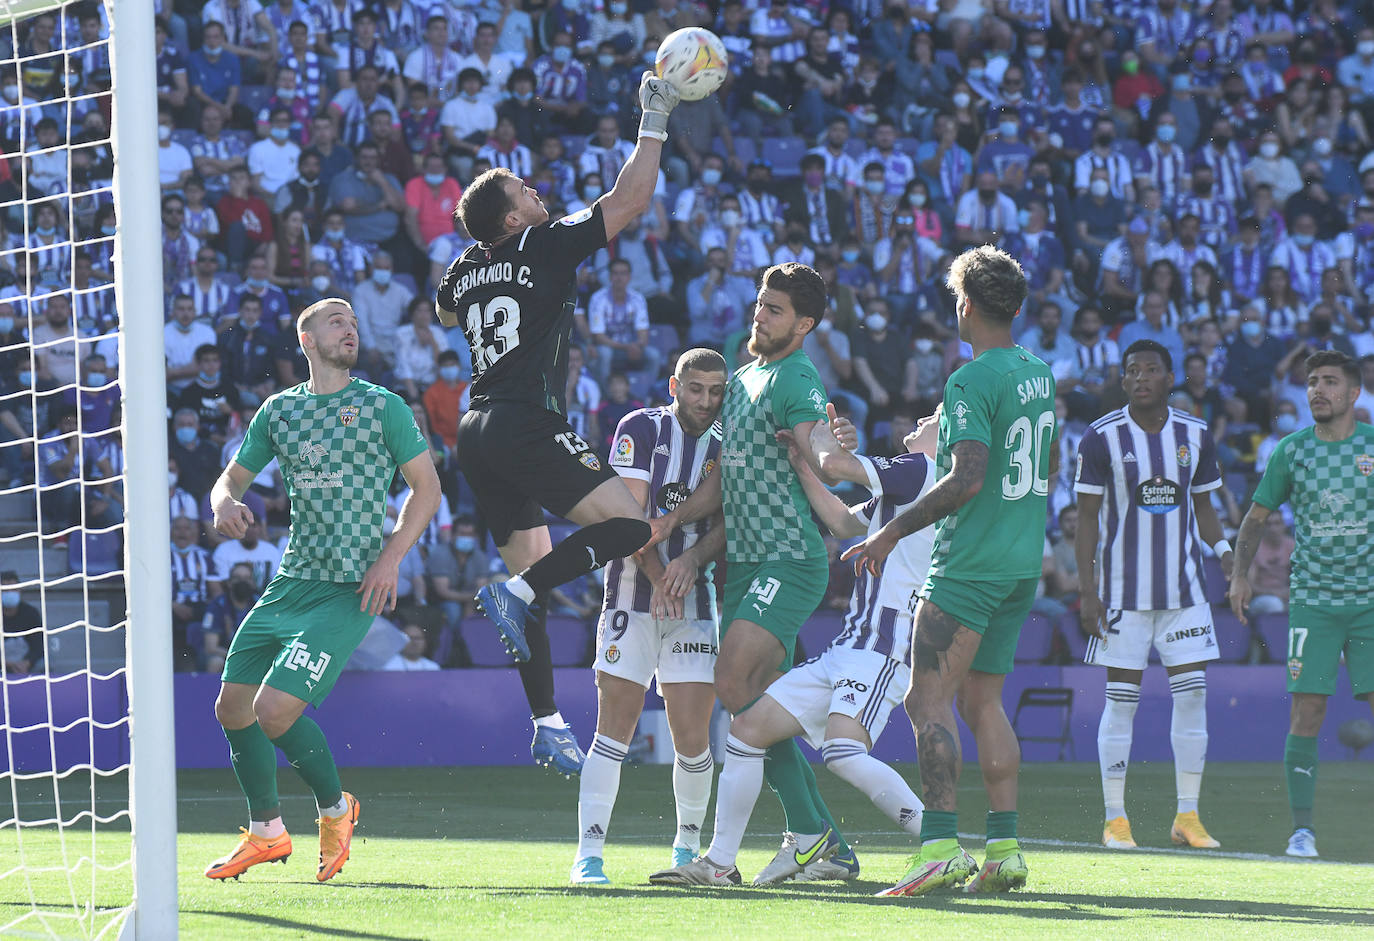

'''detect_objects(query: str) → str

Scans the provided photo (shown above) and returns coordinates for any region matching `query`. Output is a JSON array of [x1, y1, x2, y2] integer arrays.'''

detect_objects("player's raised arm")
[[780, 430, 866, 540], [597, 74, 680, 242]]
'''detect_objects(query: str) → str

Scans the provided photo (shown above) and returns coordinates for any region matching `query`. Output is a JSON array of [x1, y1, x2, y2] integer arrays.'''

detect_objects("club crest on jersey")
[[580, 453, 602, 471], [605, 644, 621, 663], [1136, 476, 1182, 514], [1358, 454, 1374, 476], [612, 434, 634, 466], [701, 459, 716, 479], [338, 405, 360, 426], [1289, 657, 1303, 680], [1176, 444, 1191, 466]]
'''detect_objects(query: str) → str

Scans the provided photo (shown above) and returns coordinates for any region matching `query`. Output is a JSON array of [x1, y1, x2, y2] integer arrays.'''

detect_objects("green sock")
[[798, 752, 851, 855], [920, 810, 958, 844], [763, 740, 826, 835], [1284, 733, 1318, 831], [270, 715, 343, 810], [223, 722, 280, 820], [985, 811, 1019, 859]]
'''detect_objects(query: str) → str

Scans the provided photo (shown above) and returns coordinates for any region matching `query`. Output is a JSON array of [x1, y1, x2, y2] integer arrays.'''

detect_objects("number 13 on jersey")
[[1002, 410, 1055, 500], [466, 295, 522, 369]]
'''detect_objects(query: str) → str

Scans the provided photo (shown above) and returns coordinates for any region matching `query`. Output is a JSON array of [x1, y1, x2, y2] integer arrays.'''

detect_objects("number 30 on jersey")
[[466, 295, 522, 369], [1002, 410, 1055, 500]]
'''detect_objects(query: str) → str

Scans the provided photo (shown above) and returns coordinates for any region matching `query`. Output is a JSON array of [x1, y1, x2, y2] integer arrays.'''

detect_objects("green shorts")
[[919, 574, 1040, 675], [722, 557, 828, 672], [1285, 602, 1374, 697], [222, 575, 375, 706]]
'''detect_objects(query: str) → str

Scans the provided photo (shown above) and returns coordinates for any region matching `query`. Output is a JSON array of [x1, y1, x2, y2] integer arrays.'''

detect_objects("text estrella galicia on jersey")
[[338, 404, 360, 426], [558, 207, 594, 226], [580, 452, 602, 471]]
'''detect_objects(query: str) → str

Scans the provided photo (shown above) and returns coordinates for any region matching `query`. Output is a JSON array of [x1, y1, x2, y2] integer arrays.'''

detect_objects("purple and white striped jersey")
[[828, 452, 935, 665], [603, 406, 722, 621], [1074, 407, 1222, 611]]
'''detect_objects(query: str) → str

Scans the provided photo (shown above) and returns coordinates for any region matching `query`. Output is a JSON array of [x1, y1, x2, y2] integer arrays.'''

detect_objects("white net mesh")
[[0, 1, 136, 936]]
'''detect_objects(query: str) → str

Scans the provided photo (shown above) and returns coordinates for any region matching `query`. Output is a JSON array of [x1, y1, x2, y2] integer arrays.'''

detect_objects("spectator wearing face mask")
[[1, 571, 44, 676], [422, 349, 469, 452], [193, 561, 260, 673], [852, 301, 908, 425]]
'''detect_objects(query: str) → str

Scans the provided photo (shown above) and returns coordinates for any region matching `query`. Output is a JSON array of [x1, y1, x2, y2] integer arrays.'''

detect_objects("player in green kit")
[[1229, 350, 1374, 859], [204, 298, 441, 882], [848, 246, 1055, 897], [646, 263, 858, 886]]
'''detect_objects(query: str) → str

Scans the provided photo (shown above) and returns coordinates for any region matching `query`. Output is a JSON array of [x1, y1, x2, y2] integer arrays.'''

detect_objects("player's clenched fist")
[[638, 74, 680, 142], [213, 498, 254, 540]]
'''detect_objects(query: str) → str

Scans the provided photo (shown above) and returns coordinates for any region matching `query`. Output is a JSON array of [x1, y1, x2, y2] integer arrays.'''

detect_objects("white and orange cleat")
[[205, 829, 292, 880]]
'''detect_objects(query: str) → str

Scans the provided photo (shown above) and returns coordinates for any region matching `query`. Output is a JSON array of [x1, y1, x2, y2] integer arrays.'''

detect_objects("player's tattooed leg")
[[916, 721, 961, 809], [913, 603, 963, 674]]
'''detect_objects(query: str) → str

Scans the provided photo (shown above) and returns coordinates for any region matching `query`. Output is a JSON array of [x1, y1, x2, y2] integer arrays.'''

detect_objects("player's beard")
[[320, 343, 358, 370], [747, 327, 787, 358]]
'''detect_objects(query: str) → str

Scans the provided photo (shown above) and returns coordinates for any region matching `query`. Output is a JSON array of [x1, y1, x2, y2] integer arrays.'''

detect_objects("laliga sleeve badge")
[[612, 434, 634, 466]]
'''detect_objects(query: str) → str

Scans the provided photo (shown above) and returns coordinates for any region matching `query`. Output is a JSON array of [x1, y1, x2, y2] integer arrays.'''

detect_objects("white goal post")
[[0, 0, 177, 936]]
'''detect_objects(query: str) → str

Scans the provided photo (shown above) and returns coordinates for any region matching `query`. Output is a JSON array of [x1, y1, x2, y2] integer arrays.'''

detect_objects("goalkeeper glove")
[[638, 73, 680, 143]]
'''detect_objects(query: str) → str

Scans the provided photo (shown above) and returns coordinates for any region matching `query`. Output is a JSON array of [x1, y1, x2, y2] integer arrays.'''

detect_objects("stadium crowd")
[[3, 0, 1374, 675]]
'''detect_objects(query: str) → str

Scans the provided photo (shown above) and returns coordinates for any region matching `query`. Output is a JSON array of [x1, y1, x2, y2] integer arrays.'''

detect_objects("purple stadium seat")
[[1058, 611, 1088, 663], [1202, 556, 1227, 604], [547, 616, 591, 667], [70, 530, 120, 576], [1254, 613, 1290, 662], [797, 610, 844, 661], [1015, 612, 1054, 663], [1210, 604, 1251, 663], [461, 617, 517, 667]]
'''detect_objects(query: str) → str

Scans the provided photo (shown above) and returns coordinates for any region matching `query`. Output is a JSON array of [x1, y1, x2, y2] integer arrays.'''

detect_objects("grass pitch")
[[2, 762, 1372, 939]]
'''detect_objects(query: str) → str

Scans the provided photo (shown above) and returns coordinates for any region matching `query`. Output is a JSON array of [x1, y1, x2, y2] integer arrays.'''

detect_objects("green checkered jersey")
[[1251, 423, 1374, 607], [928, 346, 1057, 581], [234, 378, 429, 583], [720, 349, 829, 563]]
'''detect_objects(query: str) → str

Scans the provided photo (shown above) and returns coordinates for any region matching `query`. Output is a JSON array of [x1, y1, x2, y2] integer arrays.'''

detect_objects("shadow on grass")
[[448, 884, 1374, 928], [183, 909, 427, 939]]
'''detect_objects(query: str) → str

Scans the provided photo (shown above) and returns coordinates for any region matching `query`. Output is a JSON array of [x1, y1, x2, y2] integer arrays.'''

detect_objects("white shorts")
[[1084, 603, 1220, 670], [593, 608, 717, 689], [765, 646, 910, 751]]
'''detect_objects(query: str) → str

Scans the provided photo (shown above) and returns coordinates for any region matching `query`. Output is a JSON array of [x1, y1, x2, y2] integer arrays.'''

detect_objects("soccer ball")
[[654, 27, 728, 101]]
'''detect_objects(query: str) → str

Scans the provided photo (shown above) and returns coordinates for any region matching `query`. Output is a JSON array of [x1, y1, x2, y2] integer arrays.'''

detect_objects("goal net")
[[0, 0, 176, 937]]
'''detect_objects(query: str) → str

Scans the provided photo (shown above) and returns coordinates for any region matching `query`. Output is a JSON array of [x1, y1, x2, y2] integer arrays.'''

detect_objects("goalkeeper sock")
[[517, 598, 558, 719], [269, 715, 343, 811], [822, 738, 924, 837], [521, 518, 651, 596], [797, 744, 850, 855], [762, 739, 826, 835], [1169, 670, 1208, 814], [673, 749, 714, 853], [705, 736, 766, 867], [576, 734, 626, 860], [223, 721, 280, 821], [1284, 733, 1319, 831], [1099, 681, 1140, 820]]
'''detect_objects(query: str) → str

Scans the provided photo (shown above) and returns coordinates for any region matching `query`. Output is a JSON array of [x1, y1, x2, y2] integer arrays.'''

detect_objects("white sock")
[[318, 797, 349, 818], [822, 738, 924, 837], [576, 734, 627, 860], [1099, 682, 1140, 821], [703, 736, 765, 867], [533, 712, 567, 730], [672, 749, 714, 852], [506, 575, 535, 605], [249, 816, 285, 839], [1169, 670, 1208, 814]]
